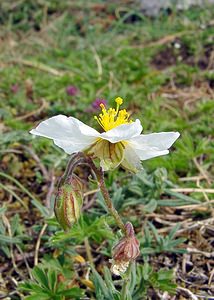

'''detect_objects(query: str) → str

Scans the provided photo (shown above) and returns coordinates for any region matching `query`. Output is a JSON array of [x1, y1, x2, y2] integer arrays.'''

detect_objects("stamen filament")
[[94, 97, 132, 131]]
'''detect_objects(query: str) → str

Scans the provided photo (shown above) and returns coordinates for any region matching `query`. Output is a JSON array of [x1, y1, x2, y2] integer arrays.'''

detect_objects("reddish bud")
[[111, 222, 140, 275]]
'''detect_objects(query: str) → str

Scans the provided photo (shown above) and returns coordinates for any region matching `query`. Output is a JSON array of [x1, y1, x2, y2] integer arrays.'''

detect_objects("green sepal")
[[54, 176, 83, 231]]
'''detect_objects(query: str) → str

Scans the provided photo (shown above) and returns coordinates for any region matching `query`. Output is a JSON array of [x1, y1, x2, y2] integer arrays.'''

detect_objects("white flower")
[[30, 97, 180, 172], [110, 259, 129, 276]]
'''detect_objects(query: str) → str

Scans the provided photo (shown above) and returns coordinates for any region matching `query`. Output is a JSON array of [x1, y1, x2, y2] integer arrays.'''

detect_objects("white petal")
[[53, 139, 97, 154], [129, 131, 180, 160], [121, 144, 142, 172], [135, 148, 169, 160], [100, 119, 142, 143], [30, 115, 99, 140], [131, 132, 180, 150], [30, 115, 100, 154]]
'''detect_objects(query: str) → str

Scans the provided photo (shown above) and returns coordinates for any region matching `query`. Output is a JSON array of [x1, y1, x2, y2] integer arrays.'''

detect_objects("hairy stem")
[[57, 154, 85, 187], [121, 262, 133, 300], [86, 157, 126, 234], [63, 152, 126, 234]]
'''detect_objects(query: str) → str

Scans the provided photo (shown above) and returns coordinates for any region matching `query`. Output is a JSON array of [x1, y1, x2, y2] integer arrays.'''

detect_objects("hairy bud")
[[54, 175, 83, 231], [111, 222, 140, 276]]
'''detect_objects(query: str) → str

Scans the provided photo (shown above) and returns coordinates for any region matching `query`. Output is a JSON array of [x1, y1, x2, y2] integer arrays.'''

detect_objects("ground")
[[0, 1, 214, 299]]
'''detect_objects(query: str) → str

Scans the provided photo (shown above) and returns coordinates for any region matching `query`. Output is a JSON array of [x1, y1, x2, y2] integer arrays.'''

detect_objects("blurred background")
[[0, 0, 214, 299]]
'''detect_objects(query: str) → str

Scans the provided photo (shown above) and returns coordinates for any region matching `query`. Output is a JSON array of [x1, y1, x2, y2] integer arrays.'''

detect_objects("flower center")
[[94, 97, 132, 131]]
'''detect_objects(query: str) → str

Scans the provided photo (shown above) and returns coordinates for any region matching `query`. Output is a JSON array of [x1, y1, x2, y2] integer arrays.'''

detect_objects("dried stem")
[[84, 237, 94, 267], [34, 223, 48, 266], [193, 157, 211, 186], [2, 215, 25, 279]]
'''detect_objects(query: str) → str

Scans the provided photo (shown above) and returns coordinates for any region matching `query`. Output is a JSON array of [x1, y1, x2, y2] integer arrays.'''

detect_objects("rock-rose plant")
[[30, 97, 179, 294]]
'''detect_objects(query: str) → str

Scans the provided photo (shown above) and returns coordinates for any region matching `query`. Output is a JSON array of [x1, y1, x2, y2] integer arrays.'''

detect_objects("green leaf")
[[103, 267, 117, 294], [148, 222, 160, 243], [142, 262, 151, 281], [32, 266, 49, 291], [141, 247, 158, 255], [47, 269, 57, 292], [157, 269, 173, 280], [143, 199, 157, 213], [136, 172, 154, 188], [168, 223, 181, 240], [165, 190, 200, 205], [91, 266, 114, 299], [128, 185, 144, 197], [25, 293, 50, 300], [19, 282, 47, 294], [58, 287, 84, 297], [11, 214, 20, 236], [167, 237, 186, 248], [158, 199, 195, 206], [31, 199, 50, 217], [0, 235, 21, 244], [129, 262, 137, 294]]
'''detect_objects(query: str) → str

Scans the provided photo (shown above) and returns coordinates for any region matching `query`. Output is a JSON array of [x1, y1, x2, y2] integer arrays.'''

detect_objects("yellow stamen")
[[94, 97, 132, 131], [115, 97, 123, 105]]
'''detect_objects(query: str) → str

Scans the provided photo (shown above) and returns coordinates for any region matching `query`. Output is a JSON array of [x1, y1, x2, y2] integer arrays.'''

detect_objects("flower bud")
[[54, 175, 83, 231], [111, 222, 140, 276]]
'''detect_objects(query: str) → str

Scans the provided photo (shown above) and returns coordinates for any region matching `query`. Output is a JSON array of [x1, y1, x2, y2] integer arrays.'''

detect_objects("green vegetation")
[[0, 1, 213, 299]]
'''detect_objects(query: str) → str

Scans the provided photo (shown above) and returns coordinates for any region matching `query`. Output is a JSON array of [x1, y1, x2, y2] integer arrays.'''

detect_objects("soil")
[[152, 40, 214, 70]]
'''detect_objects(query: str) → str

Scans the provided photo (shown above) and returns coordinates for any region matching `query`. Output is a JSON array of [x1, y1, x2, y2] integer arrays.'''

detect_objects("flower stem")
[[121, 262, 133, 300], [84, 237, 94, 267], [58, 154, 85, 187], [86, 157, 126, 234], [62, 153, 126, 233]]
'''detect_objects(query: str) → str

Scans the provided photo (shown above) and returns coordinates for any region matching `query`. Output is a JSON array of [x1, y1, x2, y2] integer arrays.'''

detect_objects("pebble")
[[140, 0, 214, 16]]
